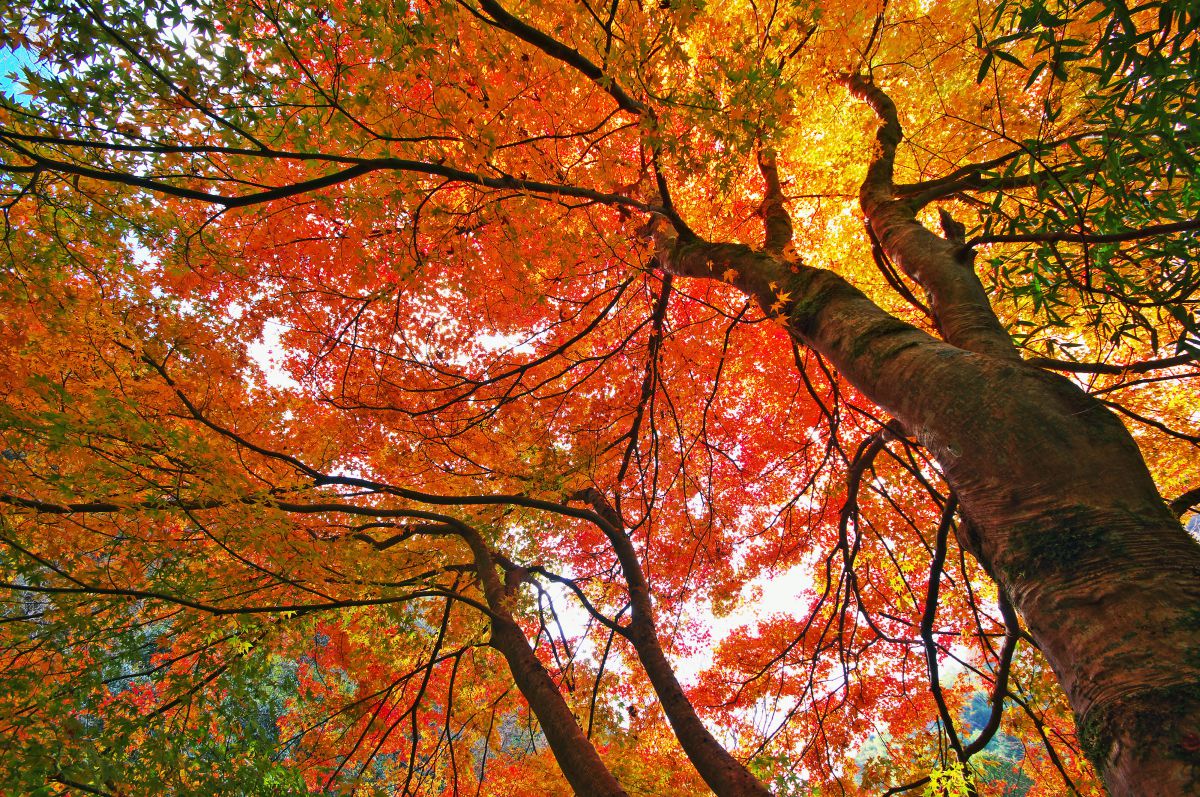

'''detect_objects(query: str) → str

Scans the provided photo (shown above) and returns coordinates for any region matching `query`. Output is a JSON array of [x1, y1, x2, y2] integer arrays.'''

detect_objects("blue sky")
[[0, 46, 38, 98]]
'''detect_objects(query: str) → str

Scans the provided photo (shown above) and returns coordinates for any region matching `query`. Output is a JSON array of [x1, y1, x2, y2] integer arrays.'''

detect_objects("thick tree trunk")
[[783, 74, 1200, 794], [661, 235, 1200, 795], [917, 358, 1200, 797]]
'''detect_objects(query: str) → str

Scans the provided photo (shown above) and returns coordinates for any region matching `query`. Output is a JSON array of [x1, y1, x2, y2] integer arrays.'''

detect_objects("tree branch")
[[757, 148, 794, 256], [892, 132, 1097, 207], [963, 589, 1020, 755], [841, 74, 1019, 361], [920, 495, 967, 763], [570, 488, 773, 797], [0, 145, 665, 215], [471, 0, 646, 116], [0, 580, 481, 617], [1027, 352, 1197, 375], [970, 217, 1200, 247], [1170, 486, 1200, 518]]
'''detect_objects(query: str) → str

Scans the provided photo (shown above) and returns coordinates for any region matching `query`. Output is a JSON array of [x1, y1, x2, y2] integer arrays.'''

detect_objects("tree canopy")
[[1, 0, 1198, 795]]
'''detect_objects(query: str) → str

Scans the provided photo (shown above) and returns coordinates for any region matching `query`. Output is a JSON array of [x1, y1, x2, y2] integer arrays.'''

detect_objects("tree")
[[0, 0, 1197, 794]]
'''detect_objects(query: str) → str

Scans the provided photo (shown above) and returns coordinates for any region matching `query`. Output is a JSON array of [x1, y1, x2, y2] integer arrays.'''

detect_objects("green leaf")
[[976, 51, 994, 83]]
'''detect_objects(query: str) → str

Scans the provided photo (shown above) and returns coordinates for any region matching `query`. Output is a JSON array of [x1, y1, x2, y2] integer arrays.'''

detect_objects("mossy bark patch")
[[1083, 682, 1200, 773], [1002, 505, 1127, 581]]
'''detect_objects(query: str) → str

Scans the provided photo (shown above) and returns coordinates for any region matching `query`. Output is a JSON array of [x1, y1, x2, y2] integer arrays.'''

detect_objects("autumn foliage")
[[1, 0, 1198, 795]]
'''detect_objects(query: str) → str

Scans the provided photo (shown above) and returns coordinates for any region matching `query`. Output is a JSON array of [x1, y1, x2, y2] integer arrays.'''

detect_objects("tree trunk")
[[575, 489, 774, 797], [661, 236, 1200, 795], [487, 617, 630, 797], [461, 525, 630, 797], [923, 358, 1200, 797]]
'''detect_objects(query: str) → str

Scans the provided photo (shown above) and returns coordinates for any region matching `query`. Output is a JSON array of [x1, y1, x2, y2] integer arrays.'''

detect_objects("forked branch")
[[842, 74, 1019, 362], [757, 148, 794, 256]]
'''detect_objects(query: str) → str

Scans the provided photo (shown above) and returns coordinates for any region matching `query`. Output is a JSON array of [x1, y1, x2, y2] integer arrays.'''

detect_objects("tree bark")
[[659, 232, 1200, 795], [575, 489, 774, 797], [487, 617, 630, 797], [460, 525, 630, 797]]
